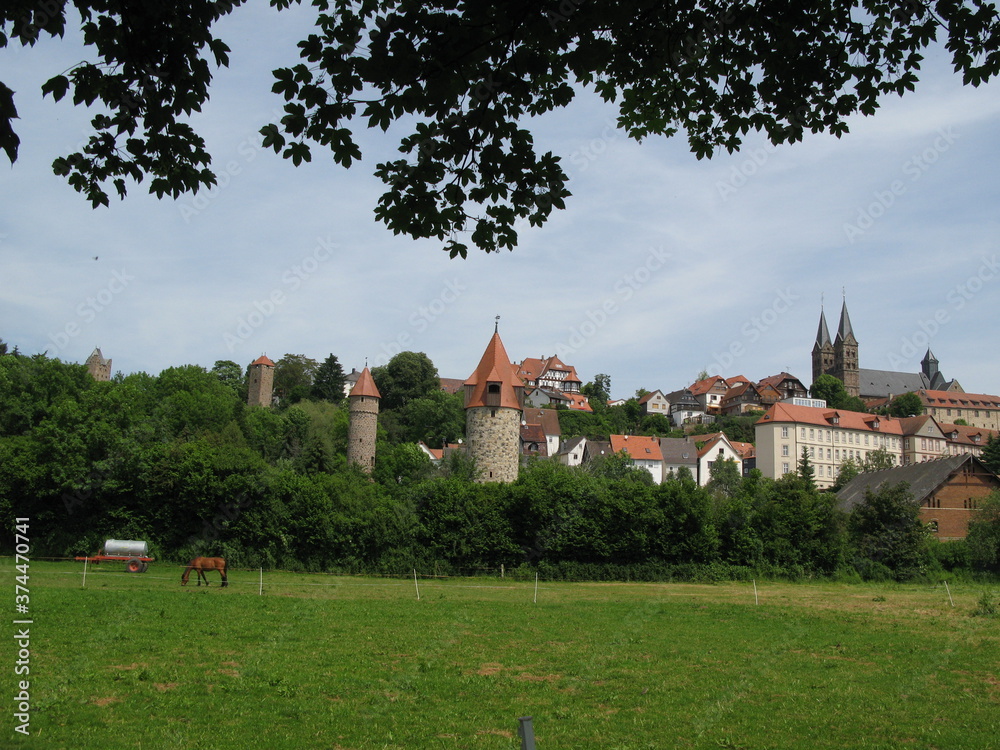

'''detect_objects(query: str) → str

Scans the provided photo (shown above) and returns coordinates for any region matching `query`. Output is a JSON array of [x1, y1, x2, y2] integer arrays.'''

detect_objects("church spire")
[[836, 296, 856, 343], [814, 307, 832, 349]]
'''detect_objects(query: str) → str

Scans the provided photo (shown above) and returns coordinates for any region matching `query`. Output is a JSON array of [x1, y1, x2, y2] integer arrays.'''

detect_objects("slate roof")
[[583, 440, 612, 462], [658, 437, 698, 466], [857, 368, 930, 399], [836, 454, 996, 511], [814, 309, 832, 349], [836, 300, 856, 343]]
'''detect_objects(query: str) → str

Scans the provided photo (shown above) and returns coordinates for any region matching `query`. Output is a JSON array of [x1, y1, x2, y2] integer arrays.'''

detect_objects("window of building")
[[809, 428, 815, 440], [864, 434, 870, 446], [782, 445, 789, 457], [781, 426, 789, 438], [782, 462, 790, 474]]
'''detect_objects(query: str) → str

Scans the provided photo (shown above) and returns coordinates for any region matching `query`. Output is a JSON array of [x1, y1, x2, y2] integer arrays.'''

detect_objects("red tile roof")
[[939, 422, 998, 446], [917, 389, 1000, 409], [563, 391, 593, 412], [439, 377, 466, 394], [689, 375, 727, 396], [251, 355, 275, 367], [465, 332, 525, 410], [757, 403, 904, 435], [610, 434, 664, 462], [349, 367, 381, 399]]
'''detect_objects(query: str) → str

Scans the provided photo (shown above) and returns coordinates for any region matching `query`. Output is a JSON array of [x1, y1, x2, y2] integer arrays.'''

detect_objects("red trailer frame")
[[75, 554, 155, 573]]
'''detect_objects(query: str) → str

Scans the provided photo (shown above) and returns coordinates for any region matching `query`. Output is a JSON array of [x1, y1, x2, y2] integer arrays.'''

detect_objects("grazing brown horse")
[[181, 557, 228, 587]]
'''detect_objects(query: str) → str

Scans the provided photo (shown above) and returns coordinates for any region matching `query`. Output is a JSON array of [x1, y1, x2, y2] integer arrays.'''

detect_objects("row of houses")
[[418, 405, 754, 487], [634, 373, 812, 427]]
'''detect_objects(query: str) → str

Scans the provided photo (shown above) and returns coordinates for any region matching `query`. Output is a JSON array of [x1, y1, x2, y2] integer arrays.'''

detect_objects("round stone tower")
[[464, 329, 524, 483], [347, 366, 380, 473]]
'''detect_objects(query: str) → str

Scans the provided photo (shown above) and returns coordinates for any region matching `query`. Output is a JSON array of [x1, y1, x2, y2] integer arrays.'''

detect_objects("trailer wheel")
[[139, 562, 149, 573], [126, 558, 143, 573]]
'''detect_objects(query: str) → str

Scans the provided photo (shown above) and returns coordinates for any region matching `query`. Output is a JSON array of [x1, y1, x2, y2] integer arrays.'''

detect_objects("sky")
[[3, 6, 1000, 400]]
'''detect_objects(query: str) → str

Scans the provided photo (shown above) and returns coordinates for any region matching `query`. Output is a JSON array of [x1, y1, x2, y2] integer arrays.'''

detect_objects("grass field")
[[3, 560, 999, 749]]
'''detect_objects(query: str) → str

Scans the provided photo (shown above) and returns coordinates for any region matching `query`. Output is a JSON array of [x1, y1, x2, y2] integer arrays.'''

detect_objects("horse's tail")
[[220, 559, 228, 588]]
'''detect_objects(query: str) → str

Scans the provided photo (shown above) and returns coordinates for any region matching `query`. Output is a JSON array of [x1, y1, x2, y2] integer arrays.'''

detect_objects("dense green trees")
[[1, 348, 994, 581], [372, 351, 440, 411], [966, 491, 1000, 574], [848, 482, 930, 580]]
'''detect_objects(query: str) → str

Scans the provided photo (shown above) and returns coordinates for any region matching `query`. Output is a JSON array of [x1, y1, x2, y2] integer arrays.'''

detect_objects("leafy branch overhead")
[[3, 1, 999, 256]]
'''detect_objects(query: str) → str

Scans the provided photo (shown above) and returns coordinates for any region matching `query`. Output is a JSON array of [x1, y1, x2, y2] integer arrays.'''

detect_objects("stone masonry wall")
[[466, 406, 521, 483], [348, 395, 379, 472], [247, 364, 274, 407]]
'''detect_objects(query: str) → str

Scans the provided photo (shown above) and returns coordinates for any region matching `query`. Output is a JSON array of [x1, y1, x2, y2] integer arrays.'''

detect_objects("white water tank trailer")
[[75, 539, 154, 572]]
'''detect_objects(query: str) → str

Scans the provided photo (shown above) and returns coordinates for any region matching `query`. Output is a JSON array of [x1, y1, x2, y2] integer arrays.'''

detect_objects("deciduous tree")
[[5, 1, 999, 255]]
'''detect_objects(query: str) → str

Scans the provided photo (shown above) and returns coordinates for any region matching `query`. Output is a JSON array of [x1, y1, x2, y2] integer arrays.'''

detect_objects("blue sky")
[[3, 6, 1000, 399]]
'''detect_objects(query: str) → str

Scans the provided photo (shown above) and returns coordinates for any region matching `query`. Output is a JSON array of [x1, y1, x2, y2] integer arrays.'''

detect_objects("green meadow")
[[4, 561, 999, 749]]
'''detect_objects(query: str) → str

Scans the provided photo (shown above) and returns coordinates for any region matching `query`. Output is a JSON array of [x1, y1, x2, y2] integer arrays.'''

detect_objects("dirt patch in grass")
[[477, 728, 514, 738], [515, 672, 561, 683], [91, 696, 121, 707]]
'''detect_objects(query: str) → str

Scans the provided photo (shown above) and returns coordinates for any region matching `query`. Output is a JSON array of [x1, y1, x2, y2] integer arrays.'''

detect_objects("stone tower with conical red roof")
[[347, 367, 381, 473], [464, 329, 524, 483], [247, 355, 275, 407]]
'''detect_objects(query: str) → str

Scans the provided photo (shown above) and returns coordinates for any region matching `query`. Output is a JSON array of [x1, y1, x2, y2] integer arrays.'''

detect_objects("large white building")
[[755, 403, 904, 489]]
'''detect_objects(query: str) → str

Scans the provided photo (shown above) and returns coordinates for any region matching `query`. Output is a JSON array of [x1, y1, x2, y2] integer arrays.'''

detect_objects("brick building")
[[836, 454, 1000, 540]]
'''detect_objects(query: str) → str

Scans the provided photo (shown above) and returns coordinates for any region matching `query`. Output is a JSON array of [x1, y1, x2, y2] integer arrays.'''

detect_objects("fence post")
[[518, 716, 536, 750]]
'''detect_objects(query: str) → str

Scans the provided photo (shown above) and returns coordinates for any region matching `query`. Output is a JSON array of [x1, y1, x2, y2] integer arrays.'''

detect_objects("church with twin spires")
[[812, 299, 960, 401]]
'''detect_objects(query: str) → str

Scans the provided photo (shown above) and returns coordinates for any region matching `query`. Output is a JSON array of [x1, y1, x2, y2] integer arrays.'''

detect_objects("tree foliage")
[[4, 1, 1000, 255], [371, 351, 440, 411], [848, 481, 930, 580], [966, 491, 1000, 573], [888, 392, 924, 418], [311, 354, 347, 402], [2, 350, 991, 581], [274, 354, 319, 404]]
